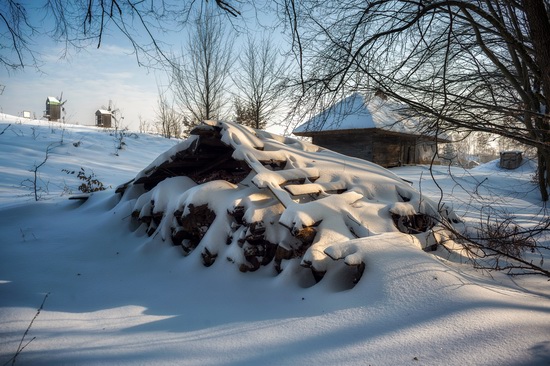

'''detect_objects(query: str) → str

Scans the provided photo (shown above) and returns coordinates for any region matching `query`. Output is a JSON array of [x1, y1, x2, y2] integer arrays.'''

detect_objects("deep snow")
[[0, 115, 549, 365]]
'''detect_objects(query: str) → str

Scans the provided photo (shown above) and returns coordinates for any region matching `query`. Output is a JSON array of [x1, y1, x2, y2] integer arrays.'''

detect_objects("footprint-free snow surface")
[[1, 115, 549, 365]]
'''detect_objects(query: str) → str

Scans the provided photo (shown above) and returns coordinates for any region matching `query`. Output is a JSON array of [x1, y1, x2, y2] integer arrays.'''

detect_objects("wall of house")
[[312, 131, 419, 167], [373, 138, 404, 167], [313, 133, 374, 162]]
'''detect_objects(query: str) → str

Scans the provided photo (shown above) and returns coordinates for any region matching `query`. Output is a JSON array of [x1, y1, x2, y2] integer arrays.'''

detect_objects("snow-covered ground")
[[1, 115, 549, 365]]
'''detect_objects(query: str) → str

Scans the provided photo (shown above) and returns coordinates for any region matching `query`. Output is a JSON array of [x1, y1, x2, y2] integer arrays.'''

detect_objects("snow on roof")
[[118, 120, 459, 286], [96, 109, 112, 115], [47, 96, 61, 104], [293, 93, 426, 136]]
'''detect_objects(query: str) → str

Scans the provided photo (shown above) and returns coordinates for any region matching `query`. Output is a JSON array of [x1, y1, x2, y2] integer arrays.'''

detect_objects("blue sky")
[[0, 2, 283, 132], [1, 40, 162, 130], [0, 0, 169, 131]]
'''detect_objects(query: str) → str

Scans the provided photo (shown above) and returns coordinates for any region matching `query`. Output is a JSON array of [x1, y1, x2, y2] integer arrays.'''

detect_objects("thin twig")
[[0, 124, 11, 135], [3, 292, 50, 366]]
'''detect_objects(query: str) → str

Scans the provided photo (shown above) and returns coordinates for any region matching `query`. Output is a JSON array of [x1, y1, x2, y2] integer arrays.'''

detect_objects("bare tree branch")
[[280, 0, 550, 200], [0, 0, 244, 71]]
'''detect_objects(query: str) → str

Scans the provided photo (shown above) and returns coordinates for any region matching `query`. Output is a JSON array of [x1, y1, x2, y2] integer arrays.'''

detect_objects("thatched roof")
[[294, 93, 452, 142]]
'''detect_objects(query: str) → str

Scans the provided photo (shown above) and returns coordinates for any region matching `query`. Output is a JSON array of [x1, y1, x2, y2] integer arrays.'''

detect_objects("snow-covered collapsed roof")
[[117, 120, 458, 286], [293, 93, 443, 139]]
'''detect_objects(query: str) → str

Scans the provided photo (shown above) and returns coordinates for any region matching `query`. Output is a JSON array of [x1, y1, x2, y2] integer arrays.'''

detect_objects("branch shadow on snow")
[[1, 190, 550, 365]]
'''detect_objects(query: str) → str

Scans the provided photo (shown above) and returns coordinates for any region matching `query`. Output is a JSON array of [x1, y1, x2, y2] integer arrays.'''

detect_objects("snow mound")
[[473, 157, 538, 175], [116, 121, 458, 287]]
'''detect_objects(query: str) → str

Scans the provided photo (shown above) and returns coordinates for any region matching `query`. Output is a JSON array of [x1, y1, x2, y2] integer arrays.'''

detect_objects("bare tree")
[[280, 0, 550, 201], [155, 87, 183, 139], [138, 115, 149, 134], [232, 35, 288, 129], [233, 97, 256, 128], [171, 7, 234, 132]]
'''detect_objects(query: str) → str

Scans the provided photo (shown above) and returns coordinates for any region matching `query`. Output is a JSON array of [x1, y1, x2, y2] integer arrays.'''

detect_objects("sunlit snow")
[[0, 114, 549, 365]]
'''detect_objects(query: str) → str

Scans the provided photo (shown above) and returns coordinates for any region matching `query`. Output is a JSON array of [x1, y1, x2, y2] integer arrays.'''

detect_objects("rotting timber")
[[116, 121, 458, 288], [133, 126, 253, 190], [118, 122, 326, 280]]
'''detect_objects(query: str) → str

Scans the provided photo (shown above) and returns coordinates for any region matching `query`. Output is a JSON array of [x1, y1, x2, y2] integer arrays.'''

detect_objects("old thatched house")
[[293, 93, 451, 168], [45, 96, 61, 121], [95, 109, 112, 128]]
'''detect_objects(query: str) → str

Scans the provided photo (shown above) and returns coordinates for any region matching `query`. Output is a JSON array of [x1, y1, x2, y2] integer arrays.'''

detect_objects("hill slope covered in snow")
[[0, 115, 549, 365]]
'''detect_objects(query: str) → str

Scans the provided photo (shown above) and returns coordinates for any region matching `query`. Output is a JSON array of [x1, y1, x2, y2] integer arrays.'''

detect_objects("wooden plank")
[[284, 181, 348, 196], [252, 167, 320, 188], [68, 193, 91, 201]]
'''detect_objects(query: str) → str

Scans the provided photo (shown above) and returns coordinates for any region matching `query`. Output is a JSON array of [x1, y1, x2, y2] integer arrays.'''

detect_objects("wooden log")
[[171, 204, 217, 255], [68, 193, 91, 201], [189, 123, 221, 137], [390, 212, 433, 234], [274, 245, 294, 273], [201, 248, 217, 267], [294, 226, 317, 246], [228, 206, 245, 225]]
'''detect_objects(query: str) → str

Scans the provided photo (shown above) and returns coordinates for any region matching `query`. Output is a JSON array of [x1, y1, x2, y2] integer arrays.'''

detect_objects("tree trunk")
[[522, 1, 550, 109], [538, 148, 550, 202], [522, 0, 550, 201]]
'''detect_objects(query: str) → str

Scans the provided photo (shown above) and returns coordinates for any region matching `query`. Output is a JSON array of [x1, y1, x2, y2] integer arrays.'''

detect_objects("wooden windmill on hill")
[[44, 92, 67, 122], [96, 100, 122, 128]]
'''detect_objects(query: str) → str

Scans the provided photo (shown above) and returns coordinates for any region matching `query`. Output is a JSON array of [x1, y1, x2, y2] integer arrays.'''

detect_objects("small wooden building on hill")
[[95, 109, 112, 128], [293, 93, 451, 168]]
